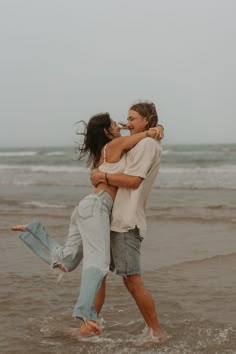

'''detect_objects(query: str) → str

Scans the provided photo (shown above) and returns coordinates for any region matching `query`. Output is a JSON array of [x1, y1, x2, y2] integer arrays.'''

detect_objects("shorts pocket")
[[136, 234, 143, 243], [132, 227, 143, 243]]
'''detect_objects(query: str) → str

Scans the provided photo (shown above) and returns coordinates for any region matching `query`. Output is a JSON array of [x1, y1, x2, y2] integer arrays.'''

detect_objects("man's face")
[[126, 110, 148, 135]]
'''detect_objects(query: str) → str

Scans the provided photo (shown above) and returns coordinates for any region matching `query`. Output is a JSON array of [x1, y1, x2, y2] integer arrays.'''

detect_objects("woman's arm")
[[105, 125, 164, 163]]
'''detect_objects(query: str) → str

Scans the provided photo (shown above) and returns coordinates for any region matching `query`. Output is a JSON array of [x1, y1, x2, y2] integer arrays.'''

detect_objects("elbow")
[[129, 177, 143, 189]]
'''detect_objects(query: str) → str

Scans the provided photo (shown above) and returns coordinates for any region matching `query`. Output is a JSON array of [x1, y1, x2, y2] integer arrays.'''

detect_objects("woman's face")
[[108, 119, 121, 138]]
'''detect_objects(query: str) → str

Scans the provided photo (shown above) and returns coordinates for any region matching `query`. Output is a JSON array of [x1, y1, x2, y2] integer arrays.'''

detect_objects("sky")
[[0, 0, 235, 147]]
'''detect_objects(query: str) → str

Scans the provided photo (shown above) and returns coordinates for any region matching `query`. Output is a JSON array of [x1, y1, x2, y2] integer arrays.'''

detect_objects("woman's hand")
[[148, 125, 164, 140]]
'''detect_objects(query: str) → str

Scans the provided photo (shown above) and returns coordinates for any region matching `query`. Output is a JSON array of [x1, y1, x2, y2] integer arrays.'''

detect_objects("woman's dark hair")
[[129, 100, 158, 128], [76, 112, 112, 169]]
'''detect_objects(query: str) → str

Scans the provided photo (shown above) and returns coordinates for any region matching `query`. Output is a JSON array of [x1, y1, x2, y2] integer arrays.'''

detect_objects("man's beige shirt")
[[110, 138, 162, 238]]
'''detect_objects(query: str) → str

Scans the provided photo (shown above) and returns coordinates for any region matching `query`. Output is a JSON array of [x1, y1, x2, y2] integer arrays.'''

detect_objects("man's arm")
[[91, 139, 160, 189], [90, 169, 143, 189]]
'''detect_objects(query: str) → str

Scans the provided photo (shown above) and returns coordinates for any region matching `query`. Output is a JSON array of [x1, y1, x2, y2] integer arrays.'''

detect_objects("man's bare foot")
[[135, 328, 166, 347], [64, 321, 101, 337], [148, 328, 166, 344], [11, 224, 27, 232]]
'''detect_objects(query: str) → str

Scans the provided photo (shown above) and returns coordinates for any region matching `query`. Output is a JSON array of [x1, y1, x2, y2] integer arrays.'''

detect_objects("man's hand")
[[90, 168, 104, 187]]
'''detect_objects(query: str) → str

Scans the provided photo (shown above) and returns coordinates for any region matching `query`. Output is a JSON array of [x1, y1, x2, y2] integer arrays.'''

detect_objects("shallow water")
[[1, 203, 236, 353], [1, 262, 236, 353], [1, 144, 236, 353]]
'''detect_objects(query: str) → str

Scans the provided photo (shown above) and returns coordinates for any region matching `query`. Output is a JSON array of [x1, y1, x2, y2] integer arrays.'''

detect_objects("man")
[[90, 100, 164, 342]]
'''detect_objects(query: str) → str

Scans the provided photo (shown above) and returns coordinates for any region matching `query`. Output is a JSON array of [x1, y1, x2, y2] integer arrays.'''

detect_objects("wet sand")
[[1, 188, 236, 353]]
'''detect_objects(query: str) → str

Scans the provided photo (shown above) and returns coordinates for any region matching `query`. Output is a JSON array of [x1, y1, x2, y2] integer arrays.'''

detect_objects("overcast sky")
[[0, 0, 235, 147]]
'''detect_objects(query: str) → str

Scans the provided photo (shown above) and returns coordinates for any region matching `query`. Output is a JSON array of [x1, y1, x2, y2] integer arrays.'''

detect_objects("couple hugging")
[[12, 100, 165, 344]]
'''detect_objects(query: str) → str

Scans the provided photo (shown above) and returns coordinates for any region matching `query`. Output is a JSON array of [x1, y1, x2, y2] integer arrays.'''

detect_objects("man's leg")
[[110, 229, 165, 341], [123, 275, 164, 339], [94, 276, 106, 314]]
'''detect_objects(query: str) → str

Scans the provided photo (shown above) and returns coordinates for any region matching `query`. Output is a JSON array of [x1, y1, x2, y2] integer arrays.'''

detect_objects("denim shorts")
[[110, 227, 143, 276]]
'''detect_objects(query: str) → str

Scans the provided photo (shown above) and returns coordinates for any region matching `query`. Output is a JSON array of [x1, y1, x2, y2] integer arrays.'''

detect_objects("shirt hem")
[[111, 225, 146, 238]]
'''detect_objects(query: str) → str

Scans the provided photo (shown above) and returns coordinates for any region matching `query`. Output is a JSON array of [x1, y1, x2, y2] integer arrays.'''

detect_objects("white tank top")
[[99, 144, 126, 173]]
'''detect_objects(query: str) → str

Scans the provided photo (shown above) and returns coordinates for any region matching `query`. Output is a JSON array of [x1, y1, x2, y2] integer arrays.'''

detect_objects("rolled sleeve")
[[124, 138, 158, 179]]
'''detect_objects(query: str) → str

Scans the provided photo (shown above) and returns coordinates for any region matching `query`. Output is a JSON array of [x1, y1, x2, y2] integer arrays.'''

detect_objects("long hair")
[[76, 113, 112, 169], [130, 100, 158, 128]]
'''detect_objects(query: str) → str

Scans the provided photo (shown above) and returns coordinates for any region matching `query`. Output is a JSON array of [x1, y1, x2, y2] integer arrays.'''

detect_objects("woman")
[[12, 111, 164, 335]]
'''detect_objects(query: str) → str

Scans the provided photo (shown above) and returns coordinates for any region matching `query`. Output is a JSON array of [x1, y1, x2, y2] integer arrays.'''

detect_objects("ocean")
[[0, 144, 236, 353]]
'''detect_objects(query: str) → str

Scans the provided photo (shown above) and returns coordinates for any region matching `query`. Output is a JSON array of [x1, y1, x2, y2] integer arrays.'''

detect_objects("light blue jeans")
[[19, 190, 113, 321], [19, 211, 84, 273]]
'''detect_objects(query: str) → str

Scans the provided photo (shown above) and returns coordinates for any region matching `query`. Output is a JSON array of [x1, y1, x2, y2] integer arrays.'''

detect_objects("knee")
[[123, 275, 143, 295]]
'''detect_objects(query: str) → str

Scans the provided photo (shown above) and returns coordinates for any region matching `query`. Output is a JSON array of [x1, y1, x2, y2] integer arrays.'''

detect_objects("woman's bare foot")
[[53, 263, 67, 272], [85, 320, 102, 335], [11, 224, 27, 232], [64, 321, 102, 337]]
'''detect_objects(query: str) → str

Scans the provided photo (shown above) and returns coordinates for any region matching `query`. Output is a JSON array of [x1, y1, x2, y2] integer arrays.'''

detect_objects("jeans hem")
[[73, 314, 98, 321], [115, 270, 142, 277]]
